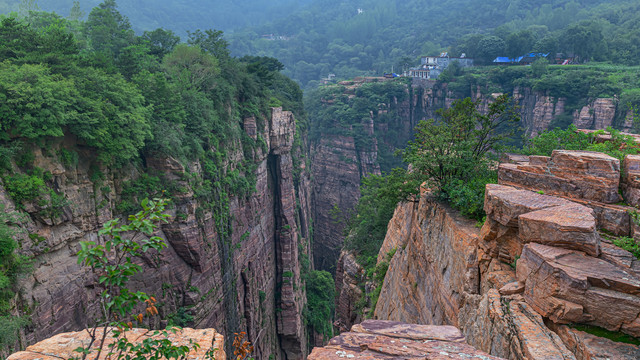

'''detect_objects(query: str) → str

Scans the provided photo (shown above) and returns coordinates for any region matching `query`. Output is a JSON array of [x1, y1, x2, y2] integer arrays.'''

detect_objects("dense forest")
[[227, 0, 640, 87], [0, 0, 313, 35]]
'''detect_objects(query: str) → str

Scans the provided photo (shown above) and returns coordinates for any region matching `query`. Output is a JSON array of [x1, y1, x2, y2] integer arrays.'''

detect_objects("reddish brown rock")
[[7, 327, 226, 360], [554, 325, 640, 360], [498, 150, 622, 204], [624, 154, 640, 207], [484, 184, 571, 227], [308, 320, 504, 360], [499, 281, 525, 295], [572, 98, 616, 130], [334, 251, 365, 333], [461, 289, 577, 360], [2, 108, 312, 359], [517, 243, 640, 335], [376, 200, 419, 265], [518, 204, 600, 256]]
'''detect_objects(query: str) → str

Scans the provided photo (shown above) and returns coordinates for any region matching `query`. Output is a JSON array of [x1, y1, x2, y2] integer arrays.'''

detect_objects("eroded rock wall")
[[369, 150, 640, 360], [3, 108, 311, 360]]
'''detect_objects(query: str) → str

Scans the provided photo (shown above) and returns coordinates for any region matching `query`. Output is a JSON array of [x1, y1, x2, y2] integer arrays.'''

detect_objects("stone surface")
[[554, 325, 640, 360], [374, 198, 480, 326], [572, 98, 616, 130], [484, 184, 571, 227], [334, 250, 365, 333], [8, 327, 226, 360], [624, 154, 640, 207], [498, 150, 621, 204], [311, 135, 363, 271], [518, 204, 600, 256], [517, 243, 640, 335], [308, 320, 504, 360], [461, 290, 577, 360], [2, 108, 311, 359]]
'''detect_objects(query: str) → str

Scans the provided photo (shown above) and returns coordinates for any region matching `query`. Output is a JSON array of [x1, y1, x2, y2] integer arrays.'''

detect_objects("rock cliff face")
[[3, 108, 311, 359], [368, 150, 640, 359], [311, 79, 424, 272], [312, 79, 637, 275]]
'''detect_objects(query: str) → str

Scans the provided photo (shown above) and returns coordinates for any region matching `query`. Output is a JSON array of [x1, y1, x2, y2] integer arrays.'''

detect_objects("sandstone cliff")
[[310, 79, 424, 272], [2, 108, 311, 359], [367, 150, 640, 359], [313, 79, 636, 276]]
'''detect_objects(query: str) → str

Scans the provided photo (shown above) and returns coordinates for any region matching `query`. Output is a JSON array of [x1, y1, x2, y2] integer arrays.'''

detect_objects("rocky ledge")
[[366, 150, 640, 359], [7, 327, 226, 360], [308, 320, 504, 359]]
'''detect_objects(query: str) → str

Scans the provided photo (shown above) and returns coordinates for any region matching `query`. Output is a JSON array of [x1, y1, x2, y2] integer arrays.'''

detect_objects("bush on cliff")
[[522, 125, 640, 162], [304, 270, 335, 339]]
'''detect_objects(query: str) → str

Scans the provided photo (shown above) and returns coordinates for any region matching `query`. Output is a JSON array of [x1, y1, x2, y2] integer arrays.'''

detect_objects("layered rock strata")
[[308, 320, 504, 359], [3, 107, 310, 359], [369, 150, 640, 359], [8, 328, 226, 360]]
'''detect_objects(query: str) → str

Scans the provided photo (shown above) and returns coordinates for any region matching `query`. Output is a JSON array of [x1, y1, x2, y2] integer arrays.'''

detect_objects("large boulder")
[[517, 243, 640, 336]]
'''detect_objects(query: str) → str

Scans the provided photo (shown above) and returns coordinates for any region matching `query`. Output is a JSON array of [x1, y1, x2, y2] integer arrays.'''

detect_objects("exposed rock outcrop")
[[8, 328, 226, 360], [308, 320, 504, 359], [367, 150, 640, 359], [3, 107, 311, 359]]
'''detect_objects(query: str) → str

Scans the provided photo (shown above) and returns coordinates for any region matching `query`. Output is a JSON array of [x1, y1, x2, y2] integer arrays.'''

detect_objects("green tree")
[[163, 44, 219, 92], [142, 28, 180, 60], [0, 205, 29, 353], [85, 0, 134, 57], [69, 0, 84, 21], [402, 94, 519, 190], [531, 56, 549, 78], [187, 29, 230, 59], [477, 35, 506, 64], [505, 30, 536, 59], [305, 270, 335, 339]]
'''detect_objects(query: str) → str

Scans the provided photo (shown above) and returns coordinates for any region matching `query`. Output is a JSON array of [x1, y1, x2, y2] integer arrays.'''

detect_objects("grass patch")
[[570, 324, 640, 346]]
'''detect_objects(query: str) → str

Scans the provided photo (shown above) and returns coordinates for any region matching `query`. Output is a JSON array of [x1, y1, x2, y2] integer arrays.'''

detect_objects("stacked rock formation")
[[308, 320, 504, 359], [366, 150, 640, 360]]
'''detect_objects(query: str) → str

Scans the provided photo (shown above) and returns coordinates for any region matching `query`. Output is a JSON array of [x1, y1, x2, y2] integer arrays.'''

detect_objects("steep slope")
[[307, 78, 427, 271], [365, 150, 640, 359], [1, 108, 311, 359]]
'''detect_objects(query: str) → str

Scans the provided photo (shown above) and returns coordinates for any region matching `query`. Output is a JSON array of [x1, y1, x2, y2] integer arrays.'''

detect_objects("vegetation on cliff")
[[0, 1, 308, 352], [443, 64, 640, 131], [342, 95, 519, 317]]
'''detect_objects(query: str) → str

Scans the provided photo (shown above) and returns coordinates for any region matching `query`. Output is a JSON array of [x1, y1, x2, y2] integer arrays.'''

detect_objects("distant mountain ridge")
[[0, 0, 314, 35]]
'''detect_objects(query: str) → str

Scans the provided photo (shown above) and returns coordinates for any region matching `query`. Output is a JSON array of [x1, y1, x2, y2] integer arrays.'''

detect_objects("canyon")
[[313, 78, 636, 275], [5, 76, 640, 359]]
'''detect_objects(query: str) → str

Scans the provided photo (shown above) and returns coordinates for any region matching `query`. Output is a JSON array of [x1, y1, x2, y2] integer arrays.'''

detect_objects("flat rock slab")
[[484, 184, 571, 227], [551, 150, 620, 176], [519, 204, 600, 256], [7, 327, 226, 360], [351, 320, 465, 343], [309, 321, 504, 359], [517, 243, 640, 335]]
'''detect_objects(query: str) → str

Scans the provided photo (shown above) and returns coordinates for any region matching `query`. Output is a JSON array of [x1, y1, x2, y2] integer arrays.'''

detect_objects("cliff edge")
[[368, 150, 640, 359]]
